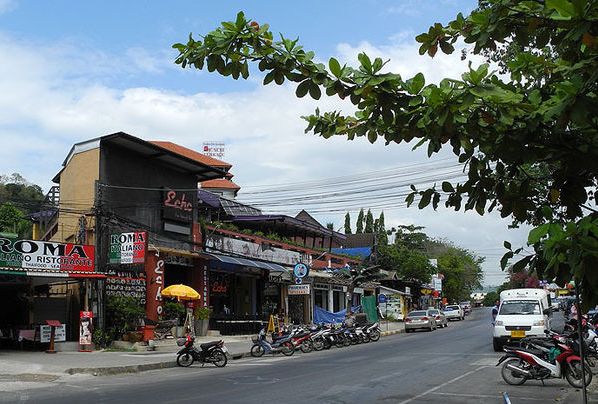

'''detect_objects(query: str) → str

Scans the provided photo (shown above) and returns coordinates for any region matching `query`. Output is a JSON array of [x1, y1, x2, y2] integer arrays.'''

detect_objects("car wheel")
[[493, 338, 503, 352]]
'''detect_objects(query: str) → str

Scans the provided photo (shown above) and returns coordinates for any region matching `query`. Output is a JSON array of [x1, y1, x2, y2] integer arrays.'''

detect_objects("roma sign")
[[0, 236, 95, 272], [109, 232, 146, 264]]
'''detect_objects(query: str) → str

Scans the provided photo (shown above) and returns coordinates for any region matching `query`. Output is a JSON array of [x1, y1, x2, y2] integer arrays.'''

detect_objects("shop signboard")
[[40, 324, 66, 343], [105, 269, 146, 303], [163, 189, 193, 223], [0, 236, 94, 273], [432, 275, 442, 292], [108, 232, 146, 264], [205, 234, 308, 266], [288, 284, 310, 295]]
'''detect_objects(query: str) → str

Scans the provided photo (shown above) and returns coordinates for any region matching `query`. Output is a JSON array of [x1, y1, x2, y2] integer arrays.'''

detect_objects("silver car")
[[405, 310, 437, 332], [428, 308, 448, 328]]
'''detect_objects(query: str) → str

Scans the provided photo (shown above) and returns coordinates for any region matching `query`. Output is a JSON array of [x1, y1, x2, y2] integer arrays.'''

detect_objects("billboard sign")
[[0, 236, 94, 272], [109, 232, 146, 264]]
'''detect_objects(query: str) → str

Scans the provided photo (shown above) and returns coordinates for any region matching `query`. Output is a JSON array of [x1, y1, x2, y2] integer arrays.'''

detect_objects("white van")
[[492, 288, 552, 351]]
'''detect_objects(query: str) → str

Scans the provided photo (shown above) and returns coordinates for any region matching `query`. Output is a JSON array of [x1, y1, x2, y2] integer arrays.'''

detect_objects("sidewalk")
[[0, 323, 404, 378]]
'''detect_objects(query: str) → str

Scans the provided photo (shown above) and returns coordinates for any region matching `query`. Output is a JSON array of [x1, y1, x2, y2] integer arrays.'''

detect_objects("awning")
[[203, 253, 289, 272], [0, 267, 106, 279]]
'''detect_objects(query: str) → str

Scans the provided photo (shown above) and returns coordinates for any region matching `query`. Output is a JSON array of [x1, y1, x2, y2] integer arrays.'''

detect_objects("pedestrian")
[[491, 300, 500, 325]]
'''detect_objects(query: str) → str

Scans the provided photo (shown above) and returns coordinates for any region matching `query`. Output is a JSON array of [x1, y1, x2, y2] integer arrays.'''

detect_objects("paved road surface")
[[4, 308, 586, 403]]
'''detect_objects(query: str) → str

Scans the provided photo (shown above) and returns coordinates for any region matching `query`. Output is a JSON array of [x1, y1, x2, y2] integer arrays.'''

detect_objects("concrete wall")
[[52, 148, 99, 244]]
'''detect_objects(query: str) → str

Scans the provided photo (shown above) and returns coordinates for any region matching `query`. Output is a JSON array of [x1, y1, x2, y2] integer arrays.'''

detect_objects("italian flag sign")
[[109, 232, 146, 264]]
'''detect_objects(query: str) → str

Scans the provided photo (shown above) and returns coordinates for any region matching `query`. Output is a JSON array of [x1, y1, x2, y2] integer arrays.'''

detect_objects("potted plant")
[[194, 306, 211, 336]]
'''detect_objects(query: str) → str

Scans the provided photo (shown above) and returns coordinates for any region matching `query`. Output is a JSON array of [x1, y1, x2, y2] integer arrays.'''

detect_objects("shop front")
[[0, 236, 101, 349]]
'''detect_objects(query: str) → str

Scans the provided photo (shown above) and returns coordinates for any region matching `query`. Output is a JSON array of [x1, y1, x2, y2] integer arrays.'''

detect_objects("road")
[[5, 308, 585, 403]]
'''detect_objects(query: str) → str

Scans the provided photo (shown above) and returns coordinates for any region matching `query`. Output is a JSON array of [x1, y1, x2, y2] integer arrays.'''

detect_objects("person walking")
[[491, 300, 500, 325]]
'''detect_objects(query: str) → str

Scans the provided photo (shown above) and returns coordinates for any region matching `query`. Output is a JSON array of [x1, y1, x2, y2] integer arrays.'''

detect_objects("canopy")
[[161, 284, 200, 301]]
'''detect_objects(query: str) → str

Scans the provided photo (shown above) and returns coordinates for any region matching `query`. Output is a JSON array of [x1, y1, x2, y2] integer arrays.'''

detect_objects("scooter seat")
[[200, 340, 221, 350]]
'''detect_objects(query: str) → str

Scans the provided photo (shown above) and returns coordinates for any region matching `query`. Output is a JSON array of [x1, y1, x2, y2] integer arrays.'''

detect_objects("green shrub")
[[105, 296, 145, 341]]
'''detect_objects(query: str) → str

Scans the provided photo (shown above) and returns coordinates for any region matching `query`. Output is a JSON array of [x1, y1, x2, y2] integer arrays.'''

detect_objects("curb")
[[65, 361, 178, 376], [381, 329, 404, 337], [63, 330, 404, 376]]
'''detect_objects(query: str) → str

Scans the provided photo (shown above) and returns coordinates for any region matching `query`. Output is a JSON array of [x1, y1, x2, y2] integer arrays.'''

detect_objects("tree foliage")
[[365, 209, 374, 233], [428, 240, 484, 303], [356, 208, 365, 234], [174, 3, 598, 307], [344, 212, 352, 234]]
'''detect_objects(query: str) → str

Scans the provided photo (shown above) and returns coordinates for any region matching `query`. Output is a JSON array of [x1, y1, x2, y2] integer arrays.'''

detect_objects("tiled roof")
[[150, 141, 232, 170], [201, 179, 240, 190]]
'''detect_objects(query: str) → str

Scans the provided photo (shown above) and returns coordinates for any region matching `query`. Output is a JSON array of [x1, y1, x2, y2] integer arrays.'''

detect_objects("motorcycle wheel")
[[361, 334, 371, 343], [323, 339, 331, 349], [342, 336, 351, 347], [250, 344, 265, 357], [565, 359, 593, 388], [312, 339, 324, 351], [210, 349, 227, 368], [176, 352, 194, 367], [281, 341, 295, 356], [369, 330, 381, 342], [300, 340, 313, 353], [501, 358, 528, 385]]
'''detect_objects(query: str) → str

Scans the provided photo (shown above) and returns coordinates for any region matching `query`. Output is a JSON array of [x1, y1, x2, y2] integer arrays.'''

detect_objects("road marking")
[[430, 392, 548, 401], [398, 366, 488, 404]]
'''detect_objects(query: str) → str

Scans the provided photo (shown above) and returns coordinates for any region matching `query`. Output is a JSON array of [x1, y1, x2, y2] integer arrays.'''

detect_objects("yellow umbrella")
[[161, 284, 200, 301]]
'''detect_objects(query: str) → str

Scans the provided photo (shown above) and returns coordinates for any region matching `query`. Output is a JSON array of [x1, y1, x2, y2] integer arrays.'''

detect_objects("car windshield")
[[444, 305, 459, 311], [499, 300, 541, 315], [408, 311, 427, 317], [428, 310, 439, 315]]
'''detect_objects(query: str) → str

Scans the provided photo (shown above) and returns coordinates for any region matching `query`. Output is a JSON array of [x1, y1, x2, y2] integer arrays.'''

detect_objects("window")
[[333, 290, 345, 312], [315, 289, 328, 310], [499, 300, 541, 315]]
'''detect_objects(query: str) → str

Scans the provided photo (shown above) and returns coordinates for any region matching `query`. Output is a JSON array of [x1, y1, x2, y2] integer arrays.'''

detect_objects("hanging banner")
[[109, 232, 146, 264], [79, 311, 93, 345], [0, 236, 94, 272]]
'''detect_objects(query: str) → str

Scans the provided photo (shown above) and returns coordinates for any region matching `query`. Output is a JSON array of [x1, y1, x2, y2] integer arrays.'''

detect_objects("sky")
[[0, 0, 530, 286]]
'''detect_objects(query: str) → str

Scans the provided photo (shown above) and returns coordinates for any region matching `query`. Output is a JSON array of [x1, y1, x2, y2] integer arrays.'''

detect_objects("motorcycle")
[[251, 328, 295, 357], [364, 322, 381, 342], [497, 331, 592, 388], [176, 335, 228, 368]]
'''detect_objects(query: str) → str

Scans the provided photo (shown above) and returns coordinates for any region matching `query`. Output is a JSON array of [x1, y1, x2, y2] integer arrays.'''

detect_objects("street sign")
[[293, 262, 309, 278], [378, 294, 387, 303], [295, 277, 303, 285]]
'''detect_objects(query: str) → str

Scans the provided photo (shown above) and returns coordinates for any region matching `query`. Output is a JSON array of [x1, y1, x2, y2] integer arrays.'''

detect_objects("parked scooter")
[[176, 335, 228, 368], [251, 328, 295, 357], [497, 330, 592, 388], [364, 322, 381, 342]]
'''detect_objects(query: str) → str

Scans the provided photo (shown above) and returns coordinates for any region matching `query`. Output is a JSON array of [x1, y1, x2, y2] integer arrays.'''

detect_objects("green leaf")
[[367, 130, 377, 144], [545, 0, 577, 18], [528, 223, 550, 244], [358, 53, 372, 73], [405, 193, 415, 207], [500, 251, 514, 270], [308, 81, 321, 100], [263, 71, 276, 85], [439, 41, 455, 54], [329, 57, 342, 77], [504, 240, 512, 250], [411, 73, 425, 95], [441, 181, 454, 192], [296, 80, 310, 98]]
